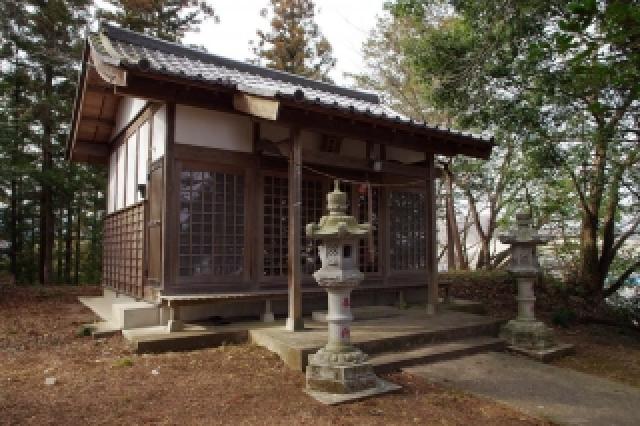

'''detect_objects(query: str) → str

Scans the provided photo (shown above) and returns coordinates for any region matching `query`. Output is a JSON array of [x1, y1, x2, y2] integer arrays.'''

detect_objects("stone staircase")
[[250, 309, 507, 372], [370, 336, 505, 373], [358, 317, 506, 373]]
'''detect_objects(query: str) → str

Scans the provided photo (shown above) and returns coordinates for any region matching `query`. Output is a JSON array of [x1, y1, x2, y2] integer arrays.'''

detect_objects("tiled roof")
[[92, 24, 492, 145]]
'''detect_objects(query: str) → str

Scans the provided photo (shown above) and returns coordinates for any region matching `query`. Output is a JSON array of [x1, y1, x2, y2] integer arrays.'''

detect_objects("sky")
[[180, 0, 387, 86]]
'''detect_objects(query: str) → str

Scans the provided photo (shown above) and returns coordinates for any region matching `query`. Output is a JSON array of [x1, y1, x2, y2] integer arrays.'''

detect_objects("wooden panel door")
[[147, 161, 163, 288]]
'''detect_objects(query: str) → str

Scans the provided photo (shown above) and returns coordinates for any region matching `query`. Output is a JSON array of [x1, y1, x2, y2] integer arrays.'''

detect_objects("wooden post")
[[162, 103, 176, 291], [425, 152, 439, 315], [286, 128, 304, 331]]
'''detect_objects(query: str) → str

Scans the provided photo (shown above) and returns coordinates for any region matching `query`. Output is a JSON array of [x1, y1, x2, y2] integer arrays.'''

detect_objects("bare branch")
[[604, 259, 640, 297]]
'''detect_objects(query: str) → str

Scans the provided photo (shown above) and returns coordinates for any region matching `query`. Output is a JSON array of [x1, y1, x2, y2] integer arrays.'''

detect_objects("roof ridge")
[[100, 23, 380, 104]]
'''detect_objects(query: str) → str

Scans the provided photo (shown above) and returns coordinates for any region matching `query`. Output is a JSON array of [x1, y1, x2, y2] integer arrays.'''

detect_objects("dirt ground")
[[552, 323, 640, 388], [0, 286, 547, 425]]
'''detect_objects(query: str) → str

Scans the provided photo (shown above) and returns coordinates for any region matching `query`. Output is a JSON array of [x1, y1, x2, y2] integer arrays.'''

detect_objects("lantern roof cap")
[[306, 180, 370, 239], [499, 212, 551, 245]]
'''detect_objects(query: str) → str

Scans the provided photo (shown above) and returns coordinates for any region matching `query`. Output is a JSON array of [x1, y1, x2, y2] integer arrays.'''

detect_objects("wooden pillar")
[[286, 128, 304, 331], [162, 103, 176, 291], [425, 152, 439, 315]]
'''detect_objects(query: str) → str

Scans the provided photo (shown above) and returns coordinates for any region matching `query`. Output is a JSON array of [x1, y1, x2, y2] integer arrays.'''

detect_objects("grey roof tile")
[[95, 24, 492, 145]]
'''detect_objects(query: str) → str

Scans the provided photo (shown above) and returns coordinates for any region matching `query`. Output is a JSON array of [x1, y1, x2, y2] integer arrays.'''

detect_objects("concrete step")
[[357, 319, 503, 356], [123, 325, 249, 354], [312, 306, 402, 322], [370, 337, 506, 374]]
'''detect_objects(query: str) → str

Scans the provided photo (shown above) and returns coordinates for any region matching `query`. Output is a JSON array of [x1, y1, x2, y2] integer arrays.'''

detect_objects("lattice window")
[[263, 175, 289, 277], [389, 191, 426, 271], [301, 179, 324, 274], [357, 186, 379, 273], [179, 170, 245, 277], [102, 203, 144, 297], [263, 176, 325, 277]]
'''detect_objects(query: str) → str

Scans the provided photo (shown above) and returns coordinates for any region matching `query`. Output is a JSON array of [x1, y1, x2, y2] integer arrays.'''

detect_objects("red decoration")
[[342, 297, 350, 308], [341, 327, 350, 339]]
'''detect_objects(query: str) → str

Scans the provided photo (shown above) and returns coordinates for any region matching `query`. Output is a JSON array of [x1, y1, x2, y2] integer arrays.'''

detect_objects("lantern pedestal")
[[305, 280, 378, 394], [499, 213, 574, 361], [304, 181, 400, 403]]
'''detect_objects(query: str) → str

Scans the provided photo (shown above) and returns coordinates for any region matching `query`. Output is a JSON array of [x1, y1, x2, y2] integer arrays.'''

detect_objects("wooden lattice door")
[[146, 161, 163, 288]]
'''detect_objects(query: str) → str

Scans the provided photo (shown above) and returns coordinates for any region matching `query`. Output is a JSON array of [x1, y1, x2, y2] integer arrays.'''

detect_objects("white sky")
[[181, 0, 387, 85]]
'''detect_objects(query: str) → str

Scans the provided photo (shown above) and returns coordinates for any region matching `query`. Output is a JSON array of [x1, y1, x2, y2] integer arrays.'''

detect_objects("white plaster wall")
[[108, 151, 117, 213], [151, 105, 166, 161], [111, 96, 147, 139], [116, 142, 126, 210], [137, 122, 150, 202], [126, 132, 137, 207], [387, 146, 425, 163], [175, 105, 252, 152]]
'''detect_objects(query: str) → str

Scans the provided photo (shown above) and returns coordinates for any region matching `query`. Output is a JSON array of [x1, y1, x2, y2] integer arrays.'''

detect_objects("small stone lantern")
[[305, 181, 399, 403], [499, 212, 573, 360]]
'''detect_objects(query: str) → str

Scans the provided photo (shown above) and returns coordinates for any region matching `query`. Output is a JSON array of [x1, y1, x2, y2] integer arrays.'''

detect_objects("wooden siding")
[[103, 202, 145, 298]]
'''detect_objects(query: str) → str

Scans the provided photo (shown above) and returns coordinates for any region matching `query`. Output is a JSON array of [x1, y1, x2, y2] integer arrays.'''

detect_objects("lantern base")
[[306, 347, 378, 394], [499, 319, 555, 350]]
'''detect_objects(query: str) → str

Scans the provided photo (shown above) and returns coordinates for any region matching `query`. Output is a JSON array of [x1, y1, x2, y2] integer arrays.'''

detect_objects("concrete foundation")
[[305, 378, 401, 405], [507, 343, 576, 362]]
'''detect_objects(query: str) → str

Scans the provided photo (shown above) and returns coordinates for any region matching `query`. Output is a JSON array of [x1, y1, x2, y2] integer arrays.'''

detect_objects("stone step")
[[357, 320, 503, 357], [124, 326, 248, 354], [312, 305, 402, 322], [370, 337, 506, 374]]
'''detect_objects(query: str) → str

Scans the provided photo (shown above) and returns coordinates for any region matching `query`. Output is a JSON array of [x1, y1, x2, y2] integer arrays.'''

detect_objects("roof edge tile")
[[100, 23, 380, 105]]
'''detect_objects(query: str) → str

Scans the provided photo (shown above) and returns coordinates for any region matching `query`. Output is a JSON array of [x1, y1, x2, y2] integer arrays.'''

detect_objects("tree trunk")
[[75, 199, 82, 285], [10, 178, 18, 277], [57, 208, 64, 283], [444, 170, 467, 270], [39, 64, 54, 285], [579, 211, 603, 295], [65, 204, 72, 284]]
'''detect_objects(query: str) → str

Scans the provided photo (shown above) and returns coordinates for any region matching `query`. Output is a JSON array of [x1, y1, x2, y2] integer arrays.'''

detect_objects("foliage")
[[98, 0, 218, 42], [0, 0, 105, 284], [607, 292, 640, 329], [392, 0, 640, 300], [250, 0, 335, 82], [552, 307, 578, 328]]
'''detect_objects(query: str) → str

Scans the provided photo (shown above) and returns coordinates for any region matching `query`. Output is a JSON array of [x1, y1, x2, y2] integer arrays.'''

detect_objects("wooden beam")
[[117, 73, 492, 159], [425, 153, 439, 315], [278, 105, 492, 160], [162, 103, 177, 291], [286, 128, 304, 331], [377, 160, 444, 179], [81, 116, 115, 129], [71, 141, 109, 163], [89, 54, 127, 87], [233, 93, 280, 120], [302, 149, 370, 172]]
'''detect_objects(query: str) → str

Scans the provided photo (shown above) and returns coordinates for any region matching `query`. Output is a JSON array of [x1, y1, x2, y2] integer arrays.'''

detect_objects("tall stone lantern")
[[305, 180, 399, 403], [499, 212, 573, 360]]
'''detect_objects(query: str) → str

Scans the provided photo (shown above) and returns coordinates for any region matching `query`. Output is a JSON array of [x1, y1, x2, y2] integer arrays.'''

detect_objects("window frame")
[[388, 187, 428, 275], [175, 160, 249, 285]]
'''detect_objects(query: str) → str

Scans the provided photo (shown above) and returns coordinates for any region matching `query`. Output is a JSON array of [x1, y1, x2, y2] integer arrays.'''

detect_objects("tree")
[[98, 0, 218, 42], [357, 6, 524, 270], [394, 0, 640, 300], [250, 0, 336, 82], [1, 0, 107, 285]]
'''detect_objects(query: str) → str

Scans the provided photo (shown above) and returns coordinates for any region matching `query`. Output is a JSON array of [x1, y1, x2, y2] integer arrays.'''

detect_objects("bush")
[[552, 307, 577, 327], [608, 293, 640, 329]]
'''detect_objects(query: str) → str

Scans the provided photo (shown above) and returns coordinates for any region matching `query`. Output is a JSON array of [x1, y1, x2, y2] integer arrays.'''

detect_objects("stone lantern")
[[499, 212, 573, 360], [305, 180, 399, 403]]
